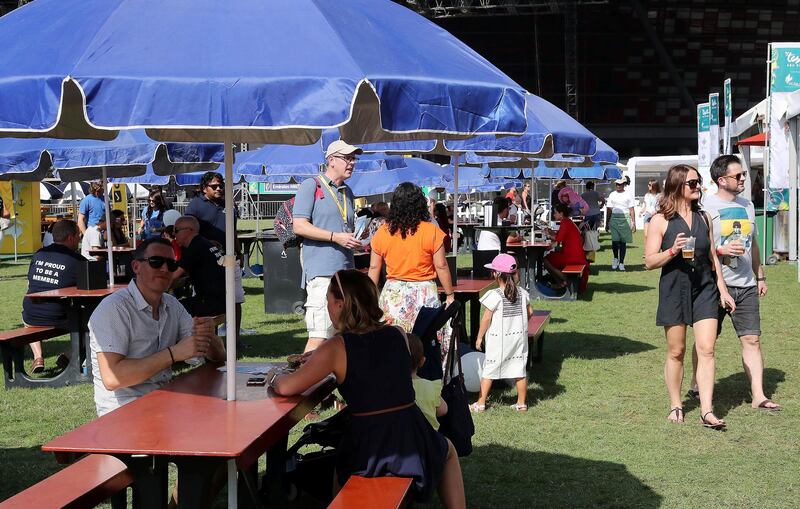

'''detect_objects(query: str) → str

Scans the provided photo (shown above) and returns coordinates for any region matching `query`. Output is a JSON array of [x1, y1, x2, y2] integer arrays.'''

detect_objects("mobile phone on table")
[[246, 377, 267, 387]]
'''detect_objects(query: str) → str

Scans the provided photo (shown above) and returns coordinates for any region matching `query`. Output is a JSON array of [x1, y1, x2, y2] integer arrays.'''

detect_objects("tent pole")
[[788, 117, 798, 263], [763, 43, 772, 262], [102, 169, 115, 286], [452, 157, 459, 258]]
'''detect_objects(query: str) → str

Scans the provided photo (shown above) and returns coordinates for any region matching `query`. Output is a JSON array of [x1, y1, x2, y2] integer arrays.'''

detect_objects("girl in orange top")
[[369, 183, 455, 359]]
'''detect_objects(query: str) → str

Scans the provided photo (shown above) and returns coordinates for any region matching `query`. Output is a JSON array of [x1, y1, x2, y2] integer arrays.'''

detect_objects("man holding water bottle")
[[691, 155, 780, 411]]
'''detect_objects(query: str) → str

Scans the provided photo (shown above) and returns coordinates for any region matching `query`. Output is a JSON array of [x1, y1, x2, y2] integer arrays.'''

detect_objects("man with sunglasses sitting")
[[88, 237, 225, 416], [171, 215, 226, 317]]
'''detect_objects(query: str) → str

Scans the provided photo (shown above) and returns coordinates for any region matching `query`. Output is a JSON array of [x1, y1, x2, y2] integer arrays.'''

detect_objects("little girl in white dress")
[[471, 253, 533, 412]]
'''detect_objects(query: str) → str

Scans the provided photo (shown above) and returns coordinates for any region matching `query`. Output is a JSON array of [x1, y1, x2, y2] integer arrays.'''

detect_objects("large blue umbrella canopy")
[[0, 130, 223, 181], [0, 0, 528, 144], [348, 158, 449, 196]]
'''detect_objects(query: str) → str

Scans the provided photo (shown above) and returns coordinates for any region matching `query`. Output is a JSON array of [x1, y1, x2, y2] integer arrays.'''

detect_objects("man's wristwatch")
[[757, 277, 766, 282]]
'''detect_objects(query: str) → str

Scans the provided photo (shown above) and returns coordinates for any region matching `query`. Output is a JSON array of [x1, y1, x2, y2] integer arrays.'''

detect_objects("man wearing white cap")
[[293, 140, 362, 352]]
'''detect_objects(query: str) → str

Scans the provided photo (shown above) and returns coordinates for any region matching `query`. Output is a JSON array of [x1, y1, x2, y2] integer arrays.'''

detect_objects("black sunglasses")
[[684, 179, 702, 189], [136, 256, 179, 272], [206, 183, 223, 190]]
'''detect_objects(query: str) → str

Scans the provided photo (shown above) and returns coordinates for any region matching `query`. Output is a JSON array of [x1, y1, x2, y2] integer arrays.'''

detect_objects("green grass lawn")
[[1, 233, 798, 507]]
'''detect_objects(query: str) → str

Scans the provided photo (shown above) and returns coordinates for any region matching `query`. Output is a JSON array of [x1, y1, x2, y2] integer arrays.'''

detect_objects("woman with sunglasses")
[[267, 269, 466, 508], [138, 190, 167, 240], [645, 165, 736, 430]]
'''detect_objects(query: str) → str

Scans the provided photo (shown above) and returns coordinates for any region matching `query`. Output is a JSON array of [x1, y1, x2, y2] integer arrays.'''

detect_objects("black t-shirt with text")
[[22, 244, 86, 326], [178, 234, 226, 316]]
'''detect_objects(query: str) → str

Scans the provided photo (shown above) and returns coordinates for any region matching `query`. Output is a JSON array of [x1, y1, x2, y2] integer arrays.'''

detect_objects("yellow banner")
[[0, 181, 42, 255], [109, 184, 130, 236]]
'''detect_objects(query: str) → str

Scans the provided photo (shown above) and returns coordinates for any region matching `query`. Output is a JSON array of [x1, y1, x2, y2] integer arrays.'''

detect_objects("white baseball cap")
[[325, 140, 363, 158]]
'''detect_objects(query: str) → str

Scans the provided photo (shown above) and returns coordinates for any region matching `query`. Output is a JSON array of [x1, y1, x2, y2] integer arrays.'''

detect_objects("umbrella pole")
[[530, 163, 535, 241], [11, 181, 17, 263], [132, 184, 137, 249], [452, 158, 459, 257], [223, 136, 238, 508], [71, 182, 78, 220], [102, 169, 115, 286]]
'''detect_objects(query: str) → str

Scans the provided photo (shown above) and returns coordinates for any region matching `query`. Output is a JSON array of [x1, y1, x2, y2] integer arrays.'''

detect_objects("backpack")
[[273, 177, 324, 249]]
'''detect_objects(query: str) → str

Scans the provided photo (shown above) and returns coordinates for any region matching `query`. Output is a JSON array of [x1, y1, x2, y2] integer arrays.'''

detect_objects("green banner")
[[723, 79, 732, 120], [770, 45, 800, 93]]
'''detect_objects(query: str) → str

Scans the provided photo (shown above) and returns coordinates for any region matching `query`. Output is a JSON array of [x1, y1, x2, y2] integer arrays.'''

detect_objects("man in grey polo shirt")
[[293, 140, 362, 352], [689, 154, 780, 411], [89, 237, 226, 416]]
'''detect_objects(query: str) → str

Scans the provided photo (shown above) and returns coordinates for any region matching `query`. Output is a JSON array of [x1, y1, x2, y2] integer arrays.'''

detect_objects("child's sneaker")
[[510, 403, 528, 412], [618, 263, 626, 272], [611, 258, 619, 270]]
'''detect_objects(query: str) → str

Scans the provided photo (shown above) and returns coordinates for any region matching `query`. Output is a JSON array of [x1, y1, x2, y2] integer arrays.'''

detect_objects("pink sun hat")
[[484, 253, 517, 274]]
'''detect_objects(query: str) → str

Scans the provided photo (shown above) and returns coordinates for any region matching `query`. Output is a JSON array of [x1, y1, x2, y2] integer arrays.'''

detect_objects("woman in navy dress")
[[268, 269, 466, 508], [645, 165, 736, 430]]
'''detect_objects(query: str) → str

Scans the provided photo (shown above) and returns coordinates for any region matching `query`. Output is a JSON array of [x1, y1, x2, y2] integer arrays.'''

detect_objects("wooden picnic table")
[[474, 224, 531, 252], [24, 285, 127, 387], [506, 240, 552, 285], [88, 248, 135, 281], [42, 362, 336, 509], [437, 276, 496, 345]]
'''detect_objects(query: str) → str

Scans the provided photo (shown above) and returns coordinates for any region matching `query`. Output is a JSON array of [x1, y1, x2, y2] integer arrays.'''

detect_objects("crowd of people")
[[17, 140, 780, 507]]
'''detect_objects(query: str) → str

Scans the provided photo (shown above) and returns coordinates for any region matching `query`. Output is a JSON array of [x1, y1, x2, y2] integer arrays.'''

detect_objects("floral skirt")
[[379, 279, 452, 364]]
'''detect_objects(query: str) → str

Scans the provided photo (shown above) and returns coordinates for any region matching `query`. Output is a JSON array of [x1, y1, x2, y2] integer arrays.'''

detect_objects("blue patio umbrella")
[[348, 158, 449, 196], [0, 1, 533, 452]]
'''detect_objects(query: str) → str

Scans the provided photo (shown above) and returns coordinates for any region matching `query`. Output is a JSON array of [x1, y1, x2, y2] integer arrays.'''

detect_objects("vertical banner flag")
[[723, 79, 733, 155], [709, 93, 721, 161], [697, 103, 711, 165], [768, 43, 800, 190]]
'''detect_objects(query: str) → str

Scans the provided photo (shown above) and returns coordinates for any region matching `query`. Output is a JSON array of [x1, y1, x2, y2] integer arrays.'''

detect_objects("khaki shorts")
[[305, 276, 335, 339]]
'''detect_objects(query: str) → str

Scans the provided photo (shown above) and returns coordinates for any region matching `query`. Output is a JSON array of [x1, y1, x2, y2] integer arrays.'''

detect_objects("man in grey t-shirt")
[[89, 237, 225, 416], [580, 181, 605, 229], [690, 155, 780, 411], [292, 140, 361, 352]]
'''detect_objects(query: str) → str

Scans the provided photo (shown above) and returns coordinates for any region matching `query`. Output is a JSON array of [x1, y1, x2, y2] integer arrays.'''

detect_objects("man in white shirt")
[[89, 237, 225, 416], [477, 197, 519, 250], [81, 217, 106, 260]]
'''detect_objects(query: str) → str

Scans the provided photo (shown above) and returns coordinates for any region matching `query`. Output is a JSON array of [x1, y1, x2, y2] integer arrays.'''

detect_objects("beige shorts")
[[234, 265, 245, 304], [305, 276, 335, 339]]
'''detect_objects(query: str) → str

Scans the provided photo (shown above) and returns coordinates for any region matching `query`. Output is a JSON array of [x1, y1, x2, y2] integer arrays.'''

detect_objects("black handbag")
[[436, 309, 474, 457]]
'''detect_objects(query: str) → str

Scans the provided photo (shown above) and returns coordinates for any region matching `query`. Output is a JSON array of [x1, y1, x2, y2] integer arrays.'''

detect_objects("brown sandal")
[[30, 357, 45, 374]]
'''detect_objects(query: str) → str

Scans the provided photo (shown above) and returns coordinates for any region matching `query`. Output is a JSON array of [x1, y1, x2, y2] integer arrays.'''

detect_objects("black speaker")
[[472, 249, 499, 279], [77, 260, 107, 290], [446, 254, 458, 285], [262, 238, 306, 315]]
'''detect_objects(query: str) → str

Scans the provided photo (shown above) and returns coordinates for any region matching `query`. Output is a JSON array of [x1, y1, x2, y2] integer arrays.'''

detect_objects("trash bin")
[[262, 236, 306, 314], [753, 208, 777, 265]]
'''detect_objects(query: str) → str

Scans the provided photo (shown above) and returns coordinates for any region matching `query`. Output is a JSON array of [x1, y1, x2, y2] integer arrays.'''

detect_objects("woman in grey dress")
[[644, 165, 735, 430]]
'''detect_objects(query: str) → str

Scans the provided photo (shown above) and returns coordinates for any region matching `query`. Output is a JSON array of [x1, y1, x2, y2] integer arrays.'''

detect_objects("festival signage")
[[697, 103, 711, 167], [723, 79, 732, 155], [768, 43, 800, 189], [709, 93, 721, 162]]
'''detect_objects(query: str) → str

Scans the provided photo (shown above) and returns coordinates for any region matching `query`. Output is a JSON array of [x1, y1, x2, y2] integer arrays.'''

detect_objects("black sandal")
[[686, 389, 699, 400], [667, 407, 684, 423], [700, 411, 726, 430]]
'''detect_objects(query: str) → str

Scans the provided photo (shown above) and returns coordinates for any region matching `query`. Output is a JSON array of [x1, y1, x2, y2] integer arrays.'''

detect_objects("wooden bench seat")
[[1, 326, 70, 389], [561, 264, 586, 275], [328, 476, 413, 509], [0, 325, 67, 344], [527, 310, 551, 367], [0, 454, 133, 509]]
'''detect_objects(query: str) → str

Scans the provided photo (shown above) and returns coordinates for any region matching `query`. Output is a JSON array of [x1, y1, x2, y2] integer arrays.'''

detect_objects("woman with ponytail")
[[470, 254, 533, 412]]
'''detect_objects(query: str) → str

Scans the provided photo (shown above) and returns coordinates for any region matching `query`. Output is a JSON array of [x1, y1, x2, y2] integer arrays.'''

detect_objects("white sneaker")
[[618, 263, 626, 272], [611, 258, 619, 270]]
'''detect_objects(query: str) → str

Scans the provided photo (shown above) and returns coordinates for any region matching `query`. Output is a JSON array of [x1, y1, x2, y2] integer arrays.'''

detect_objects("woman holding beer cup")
[[645, 164, 736, 430]]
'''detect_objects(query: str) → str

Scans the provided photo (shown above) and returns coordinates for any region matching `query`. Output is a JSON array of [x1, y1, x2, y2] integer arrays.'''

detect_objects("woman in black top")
[[645, 165, 735, 430], [267, 269, 465, 508]]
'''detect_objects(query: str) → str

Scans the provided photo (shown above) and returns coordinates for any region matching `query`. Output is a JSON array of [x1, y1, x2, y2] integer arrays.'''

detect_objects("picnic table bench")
[[562, 264, 586, 301], [328, 476, 413, 509], [0, 454, 133, 509], [528, 310, 551, 367], [0, 326, 69, 389]]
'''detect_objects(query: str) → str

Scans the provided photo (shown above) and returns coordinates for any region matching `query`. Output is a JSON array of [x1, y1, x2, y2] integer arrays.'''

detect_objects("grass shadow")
[[680, 368, 785, 419], [522, 332, 657, 407], [0, 447, 63, 501], [455, 445, 662, 509], [581, 282, 652, 301]]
